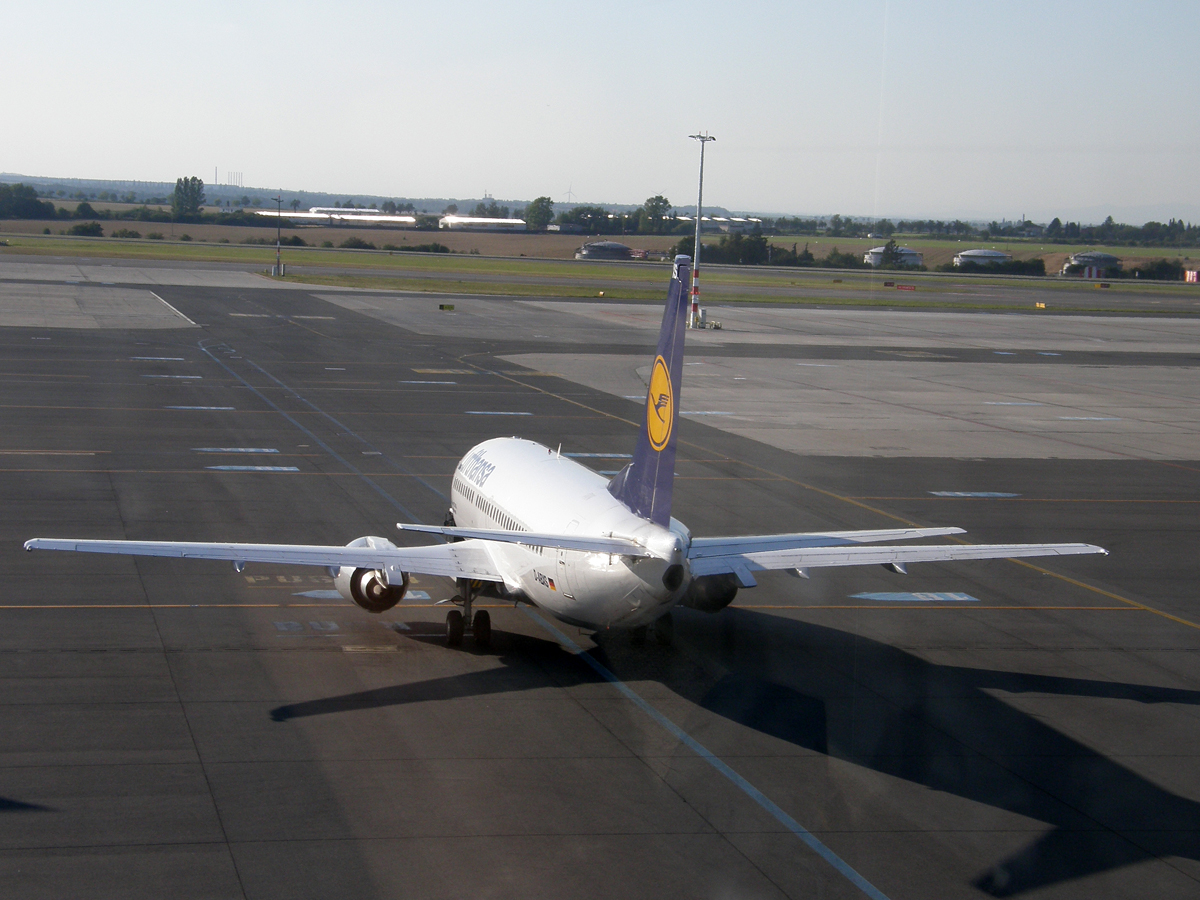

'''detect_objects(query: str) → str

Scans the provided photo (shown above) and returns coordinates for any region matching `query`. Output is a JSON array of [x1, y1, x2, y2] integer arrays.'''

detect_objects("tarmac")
[[0, 258, 1197, 899]]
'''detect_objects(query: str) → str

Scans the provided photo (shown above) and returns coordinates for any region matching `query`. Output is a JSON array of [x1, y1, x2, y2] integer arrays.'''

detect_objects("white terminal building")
[[953, 248, 1013, 266], [863, 245, 924, 267], [438, 215, 526, 232], [255, 207, 418, 226]]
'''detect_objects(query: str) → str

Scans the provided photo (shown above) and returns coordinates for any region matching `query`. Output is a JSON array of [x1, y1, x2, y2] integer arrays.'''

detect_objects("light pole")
[[273, 193, 282, 276], [688, 132, 715, 328]]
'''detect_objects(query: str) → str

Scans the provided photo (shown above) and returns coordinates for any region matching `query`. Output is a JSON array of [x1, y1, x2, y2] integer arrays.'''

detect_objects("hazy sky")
[[5, 1, 1197, 223]]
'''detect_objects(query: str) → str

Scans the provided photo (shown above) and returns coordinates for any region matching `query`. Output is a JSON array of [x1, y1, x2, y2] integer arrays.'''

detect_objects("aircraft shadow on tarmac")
[[268, 610, 1200, 897], [0, 797, 52, 813]]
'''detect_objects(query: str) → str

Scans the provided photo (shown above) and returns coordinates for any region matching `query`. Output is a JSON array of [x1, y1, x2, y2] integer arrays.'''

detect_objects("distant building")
[[953, 248, 1013, 267], [255, 207, 417, 226], [547, 223, 584, 234], [438, 215, 526, 232], [575, 241, 633, 260], [864, 245, 923, 267], [1061, 251, 1120, 278], [675, 215, 762, 234], [1186, 270, 1198, 284]]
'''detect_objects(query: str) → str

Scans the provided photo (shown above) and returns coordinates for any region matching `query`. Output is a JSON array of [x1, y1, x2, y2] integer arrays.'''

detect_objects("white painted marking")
[[1038, 352, 1062, 356], [564, 453, 632, 459], [325, 367, 346, 371], [229, 313, 273, 318], [205, 465, 299, 472], [993, 351, 1016, 355], [149, 291, 197, 325], [142, 374, 202, 379], [1059, 416, 1121, 421], [401, 380, 457, 384], [984, 401, 1043, 406], [193, 448, 279, 454], [465, 411, 532, 416], [929, 491, 1020, 498], [132, 357, 185, 361], [165, 406, 235, 410], [852, 592, 980, 602], [795, 362, 837, 367], [292, 315, 336, 320]]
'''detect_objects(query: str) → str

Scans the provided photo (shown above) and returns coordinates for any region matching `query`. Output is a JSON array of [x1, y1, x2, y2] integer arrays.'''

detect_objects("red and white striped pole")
[[688, 132, 715, 328]]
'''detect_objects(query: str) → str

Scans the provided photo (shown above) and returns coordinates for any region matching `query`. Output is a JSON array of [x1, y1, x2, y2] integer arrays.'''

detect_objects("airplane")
[[24, 255, 1107, 648]]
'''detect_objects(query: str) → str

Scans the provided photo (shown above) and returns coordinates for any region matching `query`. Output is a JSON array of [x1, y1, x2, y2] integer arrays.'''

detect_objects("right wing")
[[23, 537, 504, 582], [690, 540, 1107, 584], [687, 527, 966, 558]]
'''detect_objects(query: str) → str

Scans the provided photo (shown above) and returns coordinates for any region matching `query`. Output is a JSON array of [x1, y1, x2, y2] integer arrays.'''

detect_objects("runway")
[[0, 260, 1197, 899]]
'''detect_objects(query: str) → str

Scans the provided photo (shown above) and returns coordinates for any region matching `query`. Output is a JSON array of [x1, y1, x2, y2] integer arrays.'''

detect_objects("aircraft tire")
[[653, 612, 674, 646], [446, 610, 465, 647], [472, 610, 491, 649]]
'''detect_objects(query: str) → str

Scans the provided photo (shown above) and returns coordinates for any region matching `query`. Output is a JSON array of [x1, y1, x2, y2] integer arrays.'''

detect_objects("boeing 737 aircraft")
[[25, 256, 1106, 647]]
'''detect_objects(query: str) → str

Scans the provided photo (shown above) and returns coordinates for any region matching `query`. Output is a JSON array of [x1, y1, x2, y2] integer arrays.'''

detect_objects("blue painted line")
[[205, 465, 299, 472], [928, 491, 1020, 498], [193, 447, 279, 454], [522, 607, 892, 900], [993, 351, 1016, 355], [852, 592, 980, 603], [465, 410, 532, 416], [1037, 352, 1061, 356]]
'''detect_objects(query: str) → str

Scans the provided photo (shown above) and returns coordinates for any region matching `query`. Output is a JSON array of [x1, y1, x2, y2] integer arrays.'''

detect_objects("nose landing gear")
[[445, 578, 491, 649]]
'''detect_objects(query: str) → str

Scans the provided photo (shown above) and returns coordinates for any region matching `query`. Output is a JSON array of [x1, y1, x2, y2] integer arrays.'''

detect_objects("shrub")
[[339, 236, 376, 250], [68, 221, 103, 237], [111, 228, 141, 239], [146, 232, 164, 240], [179, 234, 192, 241], [321, 240, 333, 248]]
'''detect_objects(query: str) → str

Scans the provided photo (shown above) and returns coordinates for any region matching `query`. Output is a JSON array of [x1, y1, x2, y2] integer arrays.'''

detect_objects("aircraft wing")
[[689, 541, 1107, 584], [23, 537, 504, 582], [688, 526, 966, 558]]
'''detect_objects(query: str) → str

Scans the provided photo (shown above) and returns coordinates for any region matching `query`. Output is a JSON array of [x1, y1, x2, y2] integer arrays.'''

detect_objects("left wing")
[[23, 537, 504, 582]]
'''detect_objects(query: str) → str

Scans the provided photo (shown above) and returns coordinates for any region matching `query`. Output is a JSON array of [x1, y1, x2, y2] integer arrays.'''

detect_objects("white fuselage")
[[449, 438, 690, 629]]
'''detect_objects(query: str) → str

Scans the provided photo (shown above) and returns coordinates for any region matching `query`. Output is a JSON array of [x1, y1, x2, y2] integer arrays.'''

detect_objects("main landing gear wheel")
[[653, 612, 674, 647], [472, 610, 491, 649], [445, 609, 465, 647]]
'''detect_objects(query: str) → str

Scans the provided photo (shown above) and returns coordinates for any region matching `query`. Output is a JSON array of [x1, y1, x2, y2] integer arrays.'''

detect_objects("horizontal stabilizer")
[[689, 541, 1107, 578], [397, 523, 652, 557]]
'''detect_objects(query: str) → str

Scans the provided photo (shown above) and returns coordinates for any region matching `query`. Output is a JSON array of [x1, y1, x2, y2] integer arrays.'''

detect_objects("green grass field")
[[2, 231, 1194, 312]]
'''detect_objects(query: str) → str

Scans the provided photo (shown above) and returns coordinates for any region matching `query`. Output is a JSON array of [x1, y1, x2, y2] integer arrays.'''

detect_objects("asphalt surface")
[[0, 264, 1197, 900]]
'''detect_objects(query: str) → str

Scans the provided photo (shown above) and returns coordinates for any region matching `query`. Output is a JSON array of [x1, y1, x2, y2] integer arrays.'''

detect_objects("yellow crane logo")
[[646, 355, 673, 452]]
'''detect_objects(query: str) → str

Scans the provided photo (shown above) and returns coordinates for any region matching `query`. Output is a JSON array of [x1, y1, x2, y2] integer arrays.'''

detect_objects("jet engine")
[[332, 536, 409, 613], [679, 572, 739, 613]]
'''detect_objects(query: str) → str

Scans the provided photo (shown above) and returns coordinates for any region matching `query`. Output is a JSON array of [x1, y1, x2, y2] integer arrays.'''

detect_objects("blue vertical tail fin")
[[607, 255, 690, 526]]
